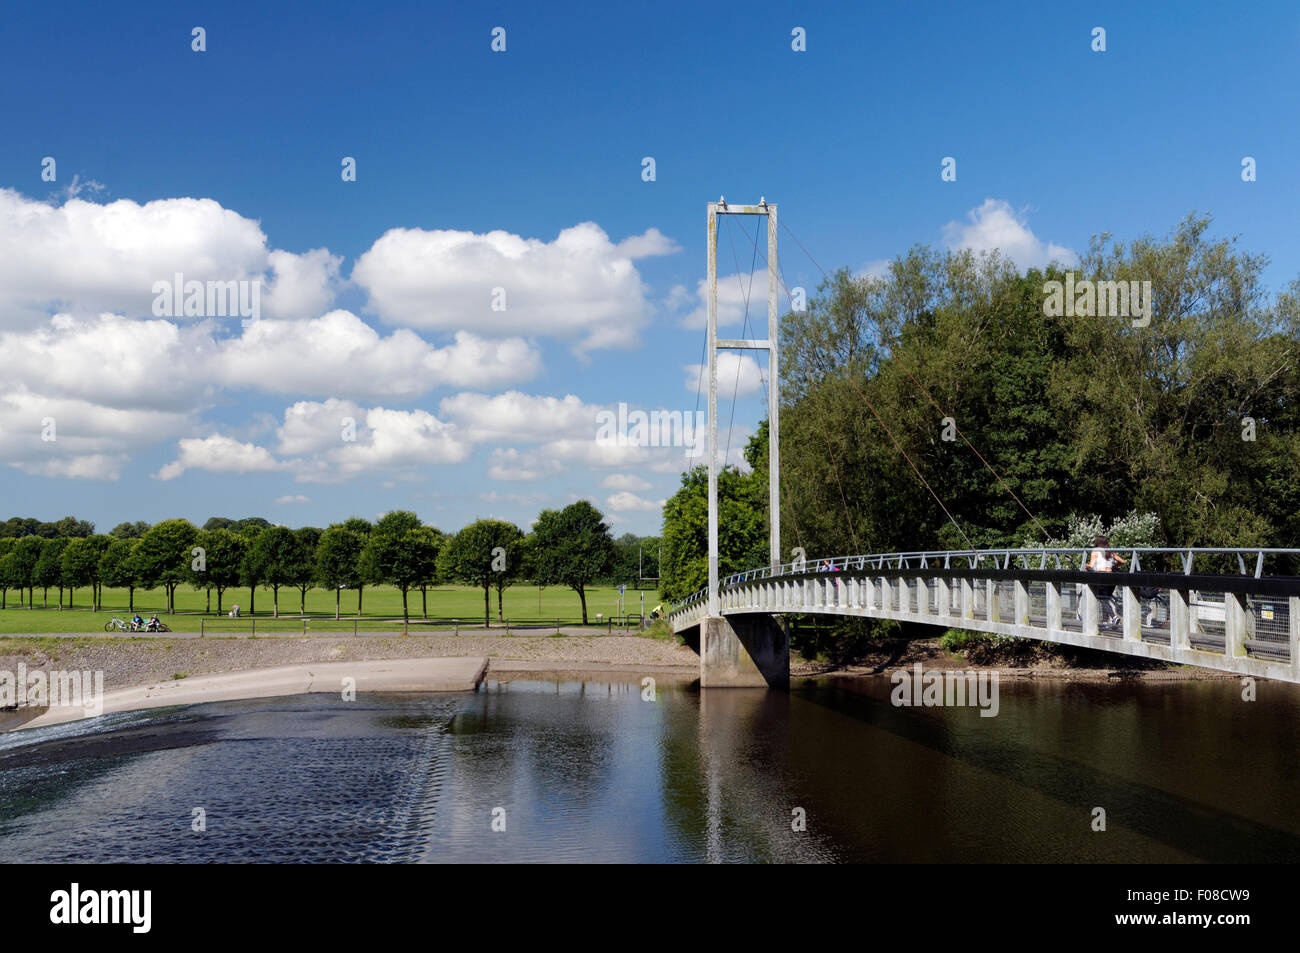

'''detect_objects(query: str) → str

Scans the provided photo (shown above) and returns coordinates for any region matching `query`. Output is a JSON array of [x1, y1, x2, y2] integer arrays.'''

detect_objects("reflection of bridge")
[[671, 549, 1300, 687]]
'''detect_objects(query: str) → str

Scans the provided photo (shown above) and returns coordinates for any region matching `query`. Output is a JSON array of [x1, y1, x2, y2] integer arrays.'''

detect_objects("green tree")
[[360, 526, 440, 626], [246, 526, 297, 618], [316, 526, 366, 619], [192, 528, 248, 616], [34, 538, 70, 608], [99, 538, 140, 612], [290, 527, 322, 614], [131, 519, 199, 613], [529, 502, 613, 624], [61, 534, 111, 609], [0, 538, 15, 608], [9, 536, 45, 608], [109, 521, 150, 539], [438, 519, 525, 627]]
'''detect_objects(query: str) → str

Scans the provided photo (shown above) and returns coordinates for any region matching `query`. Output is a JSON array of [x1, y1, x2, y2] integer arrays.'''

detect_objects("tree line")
[[0, 501, 659, 625], [661, 214, 1300, 601]]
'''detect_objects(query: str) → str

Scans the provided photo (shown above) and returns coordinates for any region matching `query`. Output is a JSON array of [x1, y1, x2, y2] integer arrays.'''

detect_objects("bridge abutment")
[[700, 614, 789, 689]]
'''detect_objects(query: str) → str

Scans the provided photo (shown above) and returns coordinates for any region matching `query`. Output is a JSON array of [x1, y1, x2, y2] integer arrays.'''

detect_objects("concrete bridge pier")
[[700, 613, 789, 689]]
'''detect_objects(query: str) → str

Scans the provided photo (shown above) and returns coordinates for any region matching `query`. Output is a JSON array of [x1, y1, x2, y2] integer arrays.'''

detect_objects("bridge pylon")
[[702, 197, 788, 688]]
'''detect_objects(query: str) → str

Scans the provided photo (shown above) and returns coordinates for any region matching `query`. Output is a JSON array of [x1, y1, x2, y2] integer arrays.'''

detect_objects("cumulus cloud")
[[352, 222, 676, 355], [683, 352, 764, 399], [941, 199, 1077, 270], [601, 473, 651, 491], [274, 494, 311, 504], [0, 189, 270, 327], [155, 434, 283, 481], [606, 491, 664, 512], [213, 312, 540, 398], [680, 271, 775, 330], [262, 248, 344, 320]]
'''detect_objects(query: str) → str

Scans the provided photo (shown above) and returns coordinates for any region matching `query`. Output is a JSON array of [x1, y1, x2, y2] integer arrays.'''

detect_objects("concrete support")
[[960, 578, 974, 622], [1290, 596, 1300, 679], [700, 614, 789, 689], [1225, 592, 1249, 657], [1122, 586, 1142, 643], [986, 579, 998, 622], [916, 577, 928, 616], [1082, 584, 1099, 637], [937, 577, 951, 622], [1014, 579, 1029, 626], [1170, 589, 1190, 651], [1046, 582, 1062, 632]]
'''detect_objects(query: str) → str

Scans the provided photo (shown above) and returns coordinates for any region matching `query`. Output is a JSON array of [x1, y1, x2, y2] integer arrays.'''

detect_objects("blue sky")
[[1, 0, 1298, 536]]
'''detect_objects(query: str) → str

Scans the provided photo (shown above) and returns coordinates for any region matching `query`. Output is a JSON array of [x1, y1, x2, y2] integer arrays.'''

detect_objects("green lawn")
[[0, 583, 663, 634]]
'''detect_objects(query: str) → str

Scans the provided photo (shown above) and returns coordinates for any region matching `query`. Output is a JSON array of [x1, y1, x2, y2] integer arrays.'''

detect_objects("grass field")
[[0, 583, 664, 634]]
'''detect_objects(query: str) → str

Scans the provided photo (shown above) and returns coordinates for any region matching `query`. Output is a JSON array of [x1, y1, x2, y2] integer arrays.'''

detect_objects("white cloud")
[[0, 189, 271, 327], [439, 391, 597, 444], [941, 199, 1077, 270], [681, 270, 774, 329], [683, 352, 764, 399], [601, 473, 651, 491], [155, 434, 283, 481], [352, 222, 676, 355], [214, 311, 540, 398], [262, 248, 344, 320], [606, 491, 664, 512], [274, 494, 311, 504]]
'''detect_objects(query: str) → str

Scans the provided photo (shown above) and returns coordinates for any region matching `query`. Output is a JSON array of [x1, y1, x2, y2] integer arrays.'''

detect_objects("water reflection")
[[0, 675, 1297, 862]]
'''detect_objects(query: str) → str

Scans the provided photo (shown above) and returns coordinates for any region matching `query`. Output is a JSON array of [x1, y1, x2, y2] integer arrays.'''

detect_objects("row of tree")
[[661, 214, 1300, 600], [0, 501, 640, 625]]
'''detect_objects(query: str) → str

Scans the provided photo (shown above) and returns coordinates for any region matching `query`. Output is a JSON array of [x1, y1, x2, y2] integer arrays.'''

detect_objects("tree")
[[375, 510, 421, 536], [438, 519, 525, 627], [290, 527, 322, 614], [109, 521, 150, 539], [528, 502, 614, 624], [202, 517, 237, 531], [360, 526, 439, 627], [99, 538, 140, 612], [411, 526, 444, 618], [62, 535, 111, 610], [0, 538, 15, 608], [9, 536, 45, 608], [246, 526, 298, 618], [34, 538, 70, 608], [192, 528, 248, 616], [131, 519, 199, 613], [316, 526, 366, 619]]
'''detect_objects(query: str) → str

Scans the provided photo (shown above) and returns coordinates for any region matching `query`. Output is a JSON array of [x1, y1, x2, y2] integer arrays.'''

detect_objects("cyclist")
[[132, 613, 145, 631]]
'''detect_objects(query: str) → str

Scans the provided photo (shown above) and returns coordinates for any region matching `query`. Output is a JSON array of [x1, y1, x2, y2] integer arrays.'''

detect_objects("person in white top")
[[1087, 534, 1126, 624]]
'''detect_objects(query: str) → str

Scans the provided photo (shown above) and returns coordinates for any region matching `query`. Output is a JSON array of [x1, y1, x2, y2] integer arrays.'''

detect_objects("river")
[[1, 676, 1297, 862]]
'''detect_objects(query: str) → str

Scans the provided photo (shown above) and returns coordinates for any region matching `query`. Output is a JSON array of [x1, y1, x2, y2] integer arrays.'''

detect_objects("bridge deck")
[[670, 555, 1300, 683]]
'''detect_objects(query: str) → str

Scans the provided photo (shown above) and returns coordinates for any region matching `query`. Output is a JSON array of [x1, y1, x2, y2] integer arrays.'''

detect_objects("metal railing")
[[669, 547, 1300, 613]]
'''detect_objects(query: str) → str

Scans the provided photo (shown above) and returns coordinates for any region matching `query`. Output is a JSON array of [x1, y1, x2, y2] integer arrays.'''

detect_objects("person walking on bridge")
[[1087, 535, 1126, 625]]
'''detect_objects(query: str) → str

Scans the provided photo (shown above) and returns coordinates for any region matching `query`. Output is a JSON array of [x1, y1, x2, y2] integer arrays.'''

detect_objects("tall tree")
[[34, 538, 70, 608], [290, 527, 322, 614], [9, 536, 45, 608], [99, 538, 140, 612], [246, 526, 298, 618], [131, 519, 199, 613], [529, 502, 614, 624], [316, 526, 366, 619], [192, 528, 248, 616], [62, 535, 111, 610], [438, 519, 525, 627], [360, 526, 439, 627]]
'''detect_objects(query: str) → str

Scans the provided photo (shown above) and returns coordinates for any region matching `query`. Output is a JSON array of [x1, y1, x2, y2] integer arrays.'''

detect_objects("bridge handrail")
[[666, 547, 1300, 614]]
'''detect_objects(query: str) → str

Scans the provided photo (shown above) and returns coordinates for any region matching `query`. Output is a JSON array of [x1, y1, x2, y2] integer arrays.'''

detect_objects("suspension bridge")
[[676, 199, 1300, 687]]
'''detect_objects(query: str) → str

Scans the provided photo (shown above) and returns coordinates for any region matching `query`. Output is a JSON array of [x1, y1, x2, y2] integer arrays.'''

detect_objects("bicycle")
[[105, 617, 129, 632]]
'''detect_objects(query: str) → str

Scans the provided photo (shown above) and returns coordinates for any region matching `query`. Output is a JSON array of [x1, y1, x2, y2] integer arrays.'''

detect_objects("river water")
[[1, 676, 1297, 862]]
